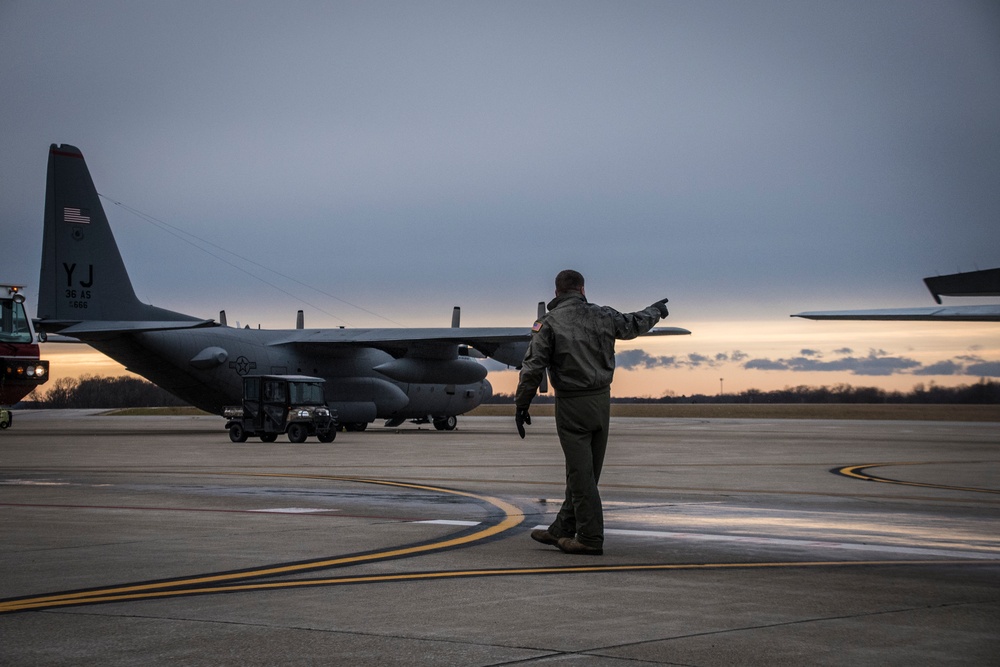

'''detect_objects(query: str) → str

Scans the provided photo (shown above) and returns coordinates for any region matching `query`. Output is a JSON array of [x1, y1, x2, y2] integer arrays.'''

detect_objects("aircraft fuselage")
[[88, 326, 492, 422]]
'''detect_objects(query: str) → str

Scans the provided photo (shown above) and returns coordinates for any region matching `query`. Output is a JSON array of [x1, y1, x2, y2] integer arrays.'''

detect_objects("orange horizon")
[[37, 314, 999, 401]]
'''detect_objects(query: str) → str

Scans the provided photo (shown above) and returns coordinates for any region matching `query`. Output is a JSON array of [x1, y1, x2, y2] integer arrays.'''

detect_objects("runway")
[[2, 412, 998, 665]]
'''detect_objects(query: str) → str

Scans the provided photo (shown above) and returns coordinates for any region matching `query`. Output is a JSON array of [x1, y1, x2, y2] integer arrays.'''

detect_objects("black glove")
[[653, 297, 669, 318], [515, 407, 531, 439]]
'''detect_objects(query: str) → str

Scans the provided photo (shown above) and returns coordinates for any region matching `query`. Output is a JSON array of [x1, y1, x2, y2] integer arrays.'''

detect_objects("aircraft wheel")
[[260, 433, 278, 443], [229, 423, 248, 443], [343, 422, 367, 432], [317, 430, 336, 443], [287, 423, 309, 443], [434, 415, 457, 431]]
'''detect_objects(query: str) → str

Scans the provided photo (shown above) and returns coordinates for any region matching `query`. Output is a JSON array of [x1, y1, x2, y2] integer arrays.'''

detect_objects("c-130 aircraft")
[[36, 144, 690, 431]]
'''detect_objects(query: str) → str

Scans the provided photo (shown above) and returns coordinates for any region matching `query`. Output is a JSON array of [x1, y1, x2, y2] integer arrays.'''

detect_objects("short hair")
[[555, 269, 585, 294]]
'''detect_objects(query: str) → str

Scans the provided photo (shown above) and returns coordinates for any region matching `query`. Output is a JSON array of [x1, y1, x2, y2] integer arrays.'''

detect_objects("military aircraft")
[[792, 268, 1000, 322], [35, 144, 690, 431]]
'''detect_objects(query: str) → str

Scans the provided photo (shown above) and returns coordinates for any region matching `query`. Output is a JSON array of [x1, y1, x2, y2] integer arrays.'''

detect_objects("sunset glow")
[[40, 315, 998, 401]]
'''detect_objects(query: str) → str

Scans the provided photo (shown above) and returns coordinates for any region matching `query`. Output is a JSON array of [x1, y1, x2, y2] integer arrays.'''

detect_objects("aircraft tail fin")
[[38, 144, 202, 331]]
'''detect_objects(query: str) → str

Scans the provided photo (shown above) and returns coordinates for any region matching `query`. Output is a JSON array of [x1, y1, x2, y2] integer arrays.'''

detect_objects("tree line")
[[19, 375, 1000, 408], [26, 375, 188, 409], [489, 380, 1000, 405]]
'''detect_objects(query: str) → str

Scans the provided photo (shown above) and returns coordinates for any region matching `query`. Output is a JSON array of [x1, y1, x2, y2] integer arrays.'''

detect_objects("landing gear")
[[433, 415, 458, 431], [382, 415, 458, 430]]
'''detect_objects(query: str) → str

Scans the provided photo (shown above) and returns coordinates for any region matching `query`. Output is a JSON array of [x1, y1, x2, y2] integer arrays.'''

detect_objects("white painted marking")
[[249, 508, 338, 514], [532, 525, 999, 560], [1, 479, 69, 486], [415, 519, 481, 526]]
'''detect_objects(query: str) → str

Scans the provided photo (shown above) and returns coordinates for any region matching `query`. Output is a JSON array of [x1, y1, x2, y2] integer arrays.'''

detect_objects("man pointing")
[[515, 269, 669, 555]]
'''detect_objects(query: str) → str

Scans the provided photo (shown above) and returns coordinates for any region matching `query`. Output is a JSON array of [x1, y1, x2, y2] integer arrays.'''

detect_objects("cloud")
[[687, 354, 713, 367], [743, 349, 921, 376], [965, 361, 1000, 377], [621, 346, 1000, 378], [743, 359, 788, 371], [743, 347, 1000, 378], [913, 360, 964, 376], [615, 350, 678, 370], [616, 349, 749, 371], [956, 354, 985, 362]]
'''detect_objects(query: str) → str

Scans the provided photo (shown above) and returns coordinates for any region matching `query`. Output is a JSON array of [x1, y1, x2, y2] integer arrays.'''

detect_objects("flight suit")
[[515, 292, 662, 548]]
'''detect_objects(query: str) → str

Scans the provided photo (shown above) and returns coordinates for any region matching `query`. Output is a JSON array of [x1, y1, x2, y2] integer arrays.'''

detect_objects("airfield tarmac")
[[1, 412, 998, 666]]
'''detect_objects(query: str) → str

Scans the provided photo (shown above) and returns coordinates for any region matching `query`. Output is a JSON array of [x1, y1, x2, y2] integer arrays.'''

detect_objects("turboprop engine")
[[372, 357, 488, 385]]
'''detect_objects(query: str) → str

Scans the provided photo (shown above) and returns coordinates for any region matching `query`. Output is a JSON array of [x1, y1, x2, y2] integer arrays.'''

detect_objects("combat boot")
[[556, 537, 603, 555], [530, 529, 560, 546]]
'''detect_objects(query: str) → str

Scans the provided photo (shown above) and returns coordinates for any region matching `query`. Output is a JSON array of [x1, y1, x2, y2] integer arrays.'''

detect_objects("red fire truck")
[[1, 285, 49, 428]]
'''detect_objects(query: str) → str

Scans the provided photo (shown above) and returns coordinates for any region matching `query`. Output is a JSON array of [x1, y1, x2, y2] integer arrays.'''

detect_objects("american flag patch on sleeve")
[[531, 320, 543, 332]]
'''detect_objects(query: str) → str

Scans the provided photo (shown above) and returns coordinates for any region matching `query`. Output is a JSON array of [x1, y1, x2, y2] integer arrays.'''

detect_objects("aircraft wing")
[[269, 325, 691, 347], [792, 305, 1000, 322], [268, 326, 528, 347], [270, 325, 691, 367], [640, 327, 693, 336]]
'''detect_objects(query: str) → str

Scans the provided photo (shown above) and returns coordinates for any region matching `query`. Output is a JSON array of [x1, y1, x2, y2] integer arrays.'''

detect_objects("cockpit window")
[[0, 300, 32, 343]]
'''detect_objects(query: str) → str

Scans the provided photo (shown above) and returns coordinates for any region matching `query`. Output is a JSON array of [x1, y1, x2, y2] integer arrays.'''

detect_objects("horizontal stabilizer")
[[43, 319, 218, 339]]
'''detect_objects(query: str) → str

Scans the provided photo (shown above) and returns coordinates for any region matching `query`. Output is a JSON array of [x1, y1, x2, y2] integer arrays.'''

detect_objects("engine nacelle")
[[373, 357, 488, 385]]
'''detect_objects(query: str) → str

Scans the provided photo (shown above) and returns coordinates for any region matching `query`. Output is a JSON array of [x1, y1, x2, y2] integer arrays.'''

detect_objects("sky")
[[2, 0, 998, 398]]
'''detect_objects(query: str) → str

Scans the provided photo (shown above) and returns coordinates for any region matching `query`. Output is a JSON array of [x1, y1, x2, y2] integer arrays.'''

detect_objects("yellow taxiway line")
[[7, 559, 998, 613], [0, 473, 523, 614], [837, 462, 1000, 494]]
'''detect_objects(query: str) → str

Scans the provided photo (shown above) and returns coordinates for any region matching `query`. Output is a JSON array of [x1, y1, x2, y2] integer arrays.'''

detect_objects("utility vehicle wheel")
[[317, 430, 336, 443], [287, 423, 308, 443], [229, 423, 248, 443]]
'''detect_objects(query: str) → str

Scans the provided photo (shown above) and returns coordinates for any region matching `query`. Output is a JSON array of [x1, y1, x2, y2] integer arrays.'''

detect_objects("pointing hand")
[[653, 298, 669, 318]]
